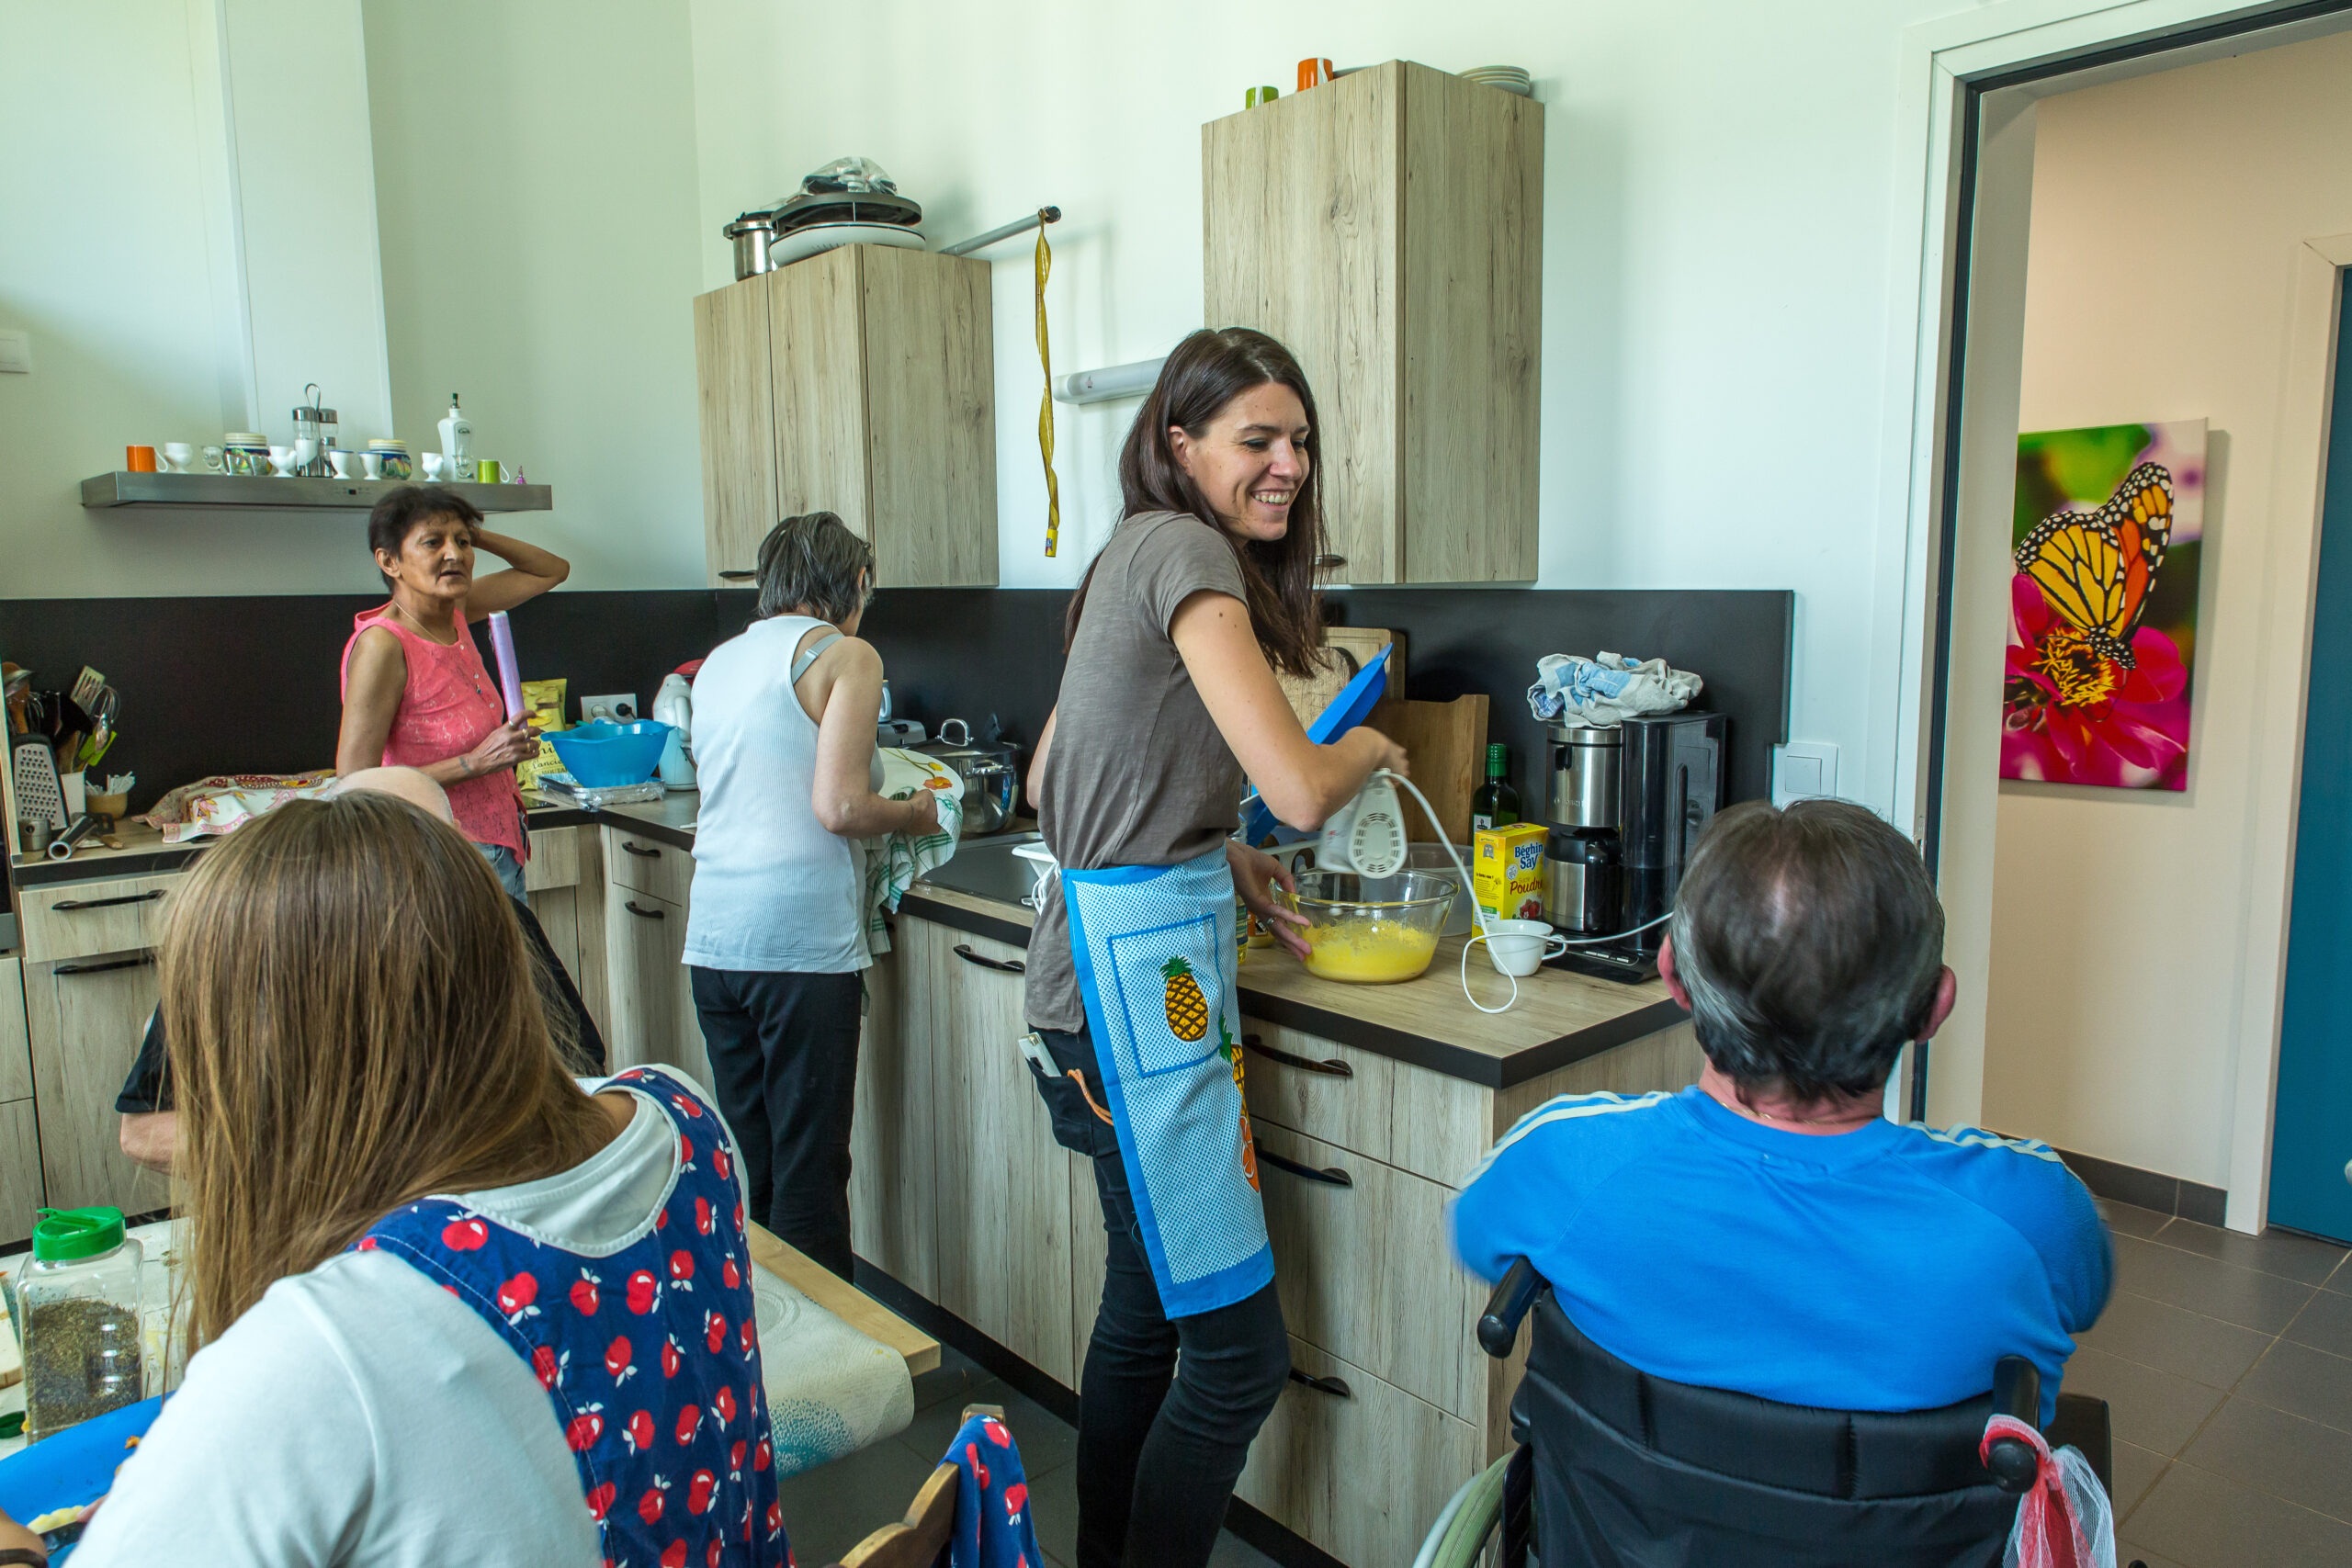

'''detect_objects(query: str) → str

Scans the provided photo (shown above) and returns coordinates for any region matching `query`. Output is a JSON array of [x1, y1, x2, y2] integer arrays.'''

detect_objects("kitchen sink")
[[914, 831, 1047, 908]]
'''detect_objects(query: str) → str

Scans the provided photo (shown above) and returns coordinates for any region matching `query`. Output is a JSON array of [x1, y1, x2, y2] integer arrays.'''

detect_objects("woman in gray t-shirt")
[[1023, 329, 1405, 1568]]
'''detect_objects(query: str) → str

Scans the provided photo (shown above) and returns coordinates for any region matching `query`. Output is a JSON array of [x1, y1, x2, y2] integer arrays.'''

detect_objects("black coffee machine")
[[1542, 711, 1728, 980]]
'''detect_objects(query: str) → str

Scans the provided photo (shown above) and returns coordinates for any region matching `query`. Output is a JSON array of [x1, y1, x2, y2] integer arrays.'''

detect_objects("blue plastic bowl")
[[547, 719, 673, 787]]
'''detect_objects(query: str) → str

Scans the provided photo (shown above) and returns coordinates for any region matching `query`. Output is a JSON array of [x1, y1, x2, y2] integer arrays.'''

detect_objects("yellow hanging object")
[[1035, 215, 1060, 558]]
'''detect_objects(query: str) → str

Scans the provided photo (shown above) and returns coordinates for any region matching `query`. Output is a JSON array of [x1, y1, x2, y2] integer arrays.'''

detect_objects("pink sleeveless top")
[[340, 604, 527, 858]]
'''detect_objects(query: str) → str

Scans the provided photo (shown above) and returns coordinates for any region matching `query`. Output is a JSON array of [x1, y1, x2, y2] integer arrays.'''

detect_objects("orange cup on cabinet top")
[[126, 445, 157, 473], [1296, 57, 1332, 91]]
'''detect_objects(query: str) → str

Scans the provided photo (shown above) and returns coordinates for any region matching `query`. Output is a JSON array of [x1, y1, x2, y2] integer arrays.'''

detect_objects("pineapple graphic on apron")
[[1060, 846, 1273, 1316]]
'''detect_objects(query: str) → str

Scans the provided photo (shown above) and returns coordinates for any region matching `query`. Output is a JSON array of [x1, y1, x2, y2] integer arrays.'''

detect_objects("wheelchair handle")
[[1984, 1355, 2043, 1495], [1477, 1256, 1544, 1359]]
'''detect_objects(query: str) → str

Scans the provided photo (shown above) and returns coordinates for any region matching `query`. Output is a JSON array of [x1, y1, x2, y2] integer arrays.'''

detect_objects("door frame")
[[1874, 0, 2352, 1225]]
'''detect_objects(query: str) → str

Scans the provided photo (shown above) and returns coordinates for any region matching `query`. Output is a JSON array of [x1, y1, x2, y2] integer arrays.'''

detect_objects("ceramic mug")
[[475, 458, 501, 484], [1476, 917, 1570, 977], [161, 443, 195, 473], [357, 451, 384, 480], [422, 452, 449, 481], [222, 434, 269, 477], [327, 448, 355, 479], [368, 441, 412, 481], [126, 445, 158, 473]]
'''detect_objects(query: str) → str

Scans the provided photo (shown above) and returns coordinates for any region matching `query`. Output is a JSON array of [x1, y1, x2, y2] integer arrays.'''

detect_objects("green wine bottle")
[[1471, 742, 1521, 834]]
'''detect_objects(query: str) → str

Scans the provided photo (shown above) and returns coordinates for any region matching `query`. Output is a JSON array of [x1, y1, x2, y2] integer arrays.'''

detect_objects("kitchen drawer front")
[[525, 825, 584, 892], [0, 1099, 41, 1245], [1238, 1018, 1394, 1165], [20, 874, 178, 964], [1237, 1336, 1478, 1568], [605, 826, 695, 906], [1254, 1121, 1484, 1421]]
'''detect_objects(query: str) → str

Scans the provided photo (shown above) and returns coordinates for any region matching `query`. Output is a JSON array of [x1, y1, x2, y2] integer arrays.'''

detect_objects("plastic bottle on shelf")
[[17, 1206, 146, 1442]]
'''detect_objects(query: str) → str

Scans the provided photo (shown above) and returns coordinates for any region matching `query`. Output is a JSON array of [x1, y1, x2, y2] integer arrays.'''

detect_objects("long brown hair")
[[1065, 327, 1326, 677], [160, 793, 611, 1348]]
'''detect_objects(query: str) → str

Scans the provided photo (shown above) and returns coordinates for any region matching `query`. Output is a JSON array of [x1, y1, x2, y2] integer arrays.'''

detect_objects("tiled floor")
[[2074, 1199, 2352, 1568], [774, 1345, 1279, 1568]]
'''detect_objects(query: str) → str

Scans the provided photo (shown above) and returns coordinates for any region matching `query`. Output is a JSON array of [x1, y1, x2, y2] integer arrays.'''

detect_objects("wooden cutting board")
[[1277, 627, 1408, 729], [1369, 694, 1488, 842]]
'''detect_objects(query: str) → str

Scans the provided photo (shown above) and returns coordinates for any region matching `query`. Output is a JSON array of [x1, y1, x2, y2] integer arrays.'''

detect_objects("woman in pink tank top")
[[337, 486, 570, 896]]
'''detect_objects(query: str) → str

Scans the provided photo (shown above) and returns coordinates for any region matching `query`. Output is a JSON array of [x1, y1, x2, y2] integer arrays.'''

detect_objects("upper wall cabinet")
[[1204, 60, 1542, 584], [693, 245, 999, 589]]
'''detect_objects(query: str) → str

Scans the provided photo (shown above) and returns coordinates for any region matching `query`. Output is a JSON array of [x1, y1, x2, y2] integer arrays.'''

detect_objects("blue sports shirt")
[[1449, 1086, 2112, 1425]]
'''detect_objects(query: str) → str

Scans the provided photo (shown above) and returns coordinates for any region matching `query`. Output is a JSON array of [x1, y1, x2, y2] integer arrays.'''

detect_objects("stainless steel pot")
[[725, 211, 777, 280], [917, 717, 1019, 836]]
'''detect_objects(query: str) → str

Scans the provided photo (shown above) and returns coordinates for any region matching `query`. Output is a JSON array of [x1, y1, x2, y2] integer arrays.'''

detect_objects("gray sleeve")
[[1134, 517, 1250, 637]]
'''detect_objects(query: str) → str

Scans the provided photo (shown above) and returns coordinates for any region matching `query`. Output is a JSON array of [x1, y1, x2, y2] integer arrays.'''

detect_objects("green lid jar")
[[17, 1206, 146, 1442]]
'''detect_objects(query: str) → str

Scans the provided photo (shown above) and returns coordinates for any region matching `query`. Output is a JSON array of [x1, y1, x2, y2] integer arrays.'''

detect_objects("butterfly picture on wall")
[[2003, 420, 2206, 791]]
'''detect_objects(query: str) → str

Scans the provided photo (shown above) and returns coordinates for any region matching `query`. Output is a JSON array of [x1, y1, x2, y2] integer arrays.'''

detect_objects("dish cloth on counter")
[[749, 1262, 915, 1476], [1527, 653, 1702, 726], [141, 770, 340, 843], [860, 747, 963, 959]]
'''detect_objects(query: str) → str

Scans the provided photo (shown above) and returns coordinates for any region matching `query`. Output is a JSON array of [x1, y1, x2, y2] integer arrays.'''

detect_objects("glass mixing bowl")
[[1283, 869, 1459, 984]]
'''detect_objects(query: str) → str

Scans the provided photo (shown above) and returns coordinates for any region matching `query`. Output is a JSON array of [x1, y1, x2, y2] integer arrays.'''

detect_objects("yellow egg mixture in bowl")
[[1284, 870, 1459, 983]]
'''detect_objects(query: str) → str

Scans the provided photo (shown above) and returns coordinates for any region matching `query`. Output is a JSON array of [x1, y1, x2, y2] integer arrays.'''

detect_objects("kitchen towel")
[[1527, 652, 1702, 727], [141, 770, 340, 843], [859, 747, 964, 959]]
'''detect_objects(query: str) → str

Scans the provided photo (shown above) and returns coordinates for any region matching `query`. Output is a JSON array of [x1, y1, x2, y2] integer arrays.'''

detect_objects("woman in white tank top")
[[682, 513, 936, 1278]]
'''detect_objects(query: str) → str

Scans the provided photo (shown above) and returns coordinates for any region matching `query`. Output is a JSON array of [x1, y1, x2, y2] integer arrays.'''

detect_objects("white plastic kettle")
[[653, 673, 696, 788]]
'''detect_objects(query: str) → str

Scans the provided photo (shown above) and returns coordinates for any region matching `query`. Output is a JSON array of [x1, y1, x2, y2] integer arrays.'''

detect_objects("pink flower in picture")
[[2001, 573, 2189, 790]]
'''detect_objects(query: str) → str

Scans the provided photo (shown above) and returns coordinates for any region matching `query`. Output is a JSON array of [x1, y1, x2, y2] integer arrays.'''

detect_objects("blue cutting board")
[[0, 1396, 163, 1553], [1239, 646, 1391, 844]]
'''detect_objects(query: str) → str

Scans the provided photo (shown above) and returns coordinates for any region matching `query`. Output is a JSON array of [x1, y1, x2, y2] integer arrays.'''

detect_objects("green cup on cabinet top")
[[474, 458, 501, 484]]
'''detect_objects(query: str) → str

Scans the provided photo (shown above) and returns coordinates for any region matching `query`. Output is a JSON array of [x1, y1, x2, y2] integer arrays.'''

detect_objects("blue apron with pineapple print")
[[1060, 845, 1273, 1317]]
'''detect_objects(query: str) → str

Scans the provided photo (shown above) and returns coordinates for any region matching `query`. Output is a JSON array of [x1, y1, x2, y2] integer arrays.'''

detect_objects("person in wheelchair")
[[1453, 797, 2112, 1424]]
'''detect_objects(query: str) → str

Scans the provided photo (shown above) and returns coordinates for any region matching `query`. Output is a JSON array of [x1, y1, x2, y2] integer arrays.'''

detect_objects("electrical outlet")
[[580, 693, 638, 724]]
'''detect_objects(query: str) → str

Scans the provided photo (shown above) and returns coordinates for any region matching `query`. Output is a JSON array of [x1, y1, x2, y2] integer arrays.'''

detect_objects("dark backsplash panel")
[[0, 587, 1790, 813]]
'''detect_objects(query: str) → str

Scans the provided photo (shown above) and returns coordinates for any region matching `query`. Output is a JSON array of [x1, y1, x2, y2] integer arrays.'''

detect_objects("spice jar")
[[17, 1206, 146, 1442]]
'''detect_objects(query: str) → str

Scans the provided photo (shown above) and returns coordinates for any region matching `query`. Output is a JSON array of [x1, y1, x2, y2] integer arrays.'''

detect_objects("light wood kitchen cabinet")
[[1203, 60, 1543, 584], [25, 952, 168, 1215], [906, 918, 1074, 1385], [0, 956, 30, 1103], [849, 948, 937, 1296], [526, 824, 609, 1048], [0, 1098, 43, 1246], [602, 878, 710, 1091], [693, 245, 998, 590]]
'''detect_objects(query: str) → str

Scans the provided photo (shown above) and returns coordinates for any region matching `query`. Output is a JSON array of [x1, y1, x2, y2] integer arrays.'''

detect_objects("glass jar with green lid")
[[16, 1206, 146, 1441]]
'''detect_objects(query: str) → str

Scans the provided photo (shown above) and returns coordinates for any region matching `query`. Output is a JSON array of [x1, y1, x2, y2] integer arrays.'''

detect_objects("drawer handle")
[[954, 943, 1025, 976], [1259, 1148, 1351, 1188], [1287, 1368, 1352, 1400], [52, 889, 166, 913], [1243, 1034, 1352, 1078], [718, 570, 756, 581], [624, 900, 667, 920], [1313, 554, 1347, 570], [56, 954, 156, 976], [620, 840, 662, 858]]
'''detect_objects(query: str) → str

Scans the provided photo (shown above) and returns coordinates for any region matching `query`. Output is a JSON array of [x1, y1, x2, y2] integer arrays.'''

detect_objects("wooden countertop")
[[897, 884, 1689, 1089]]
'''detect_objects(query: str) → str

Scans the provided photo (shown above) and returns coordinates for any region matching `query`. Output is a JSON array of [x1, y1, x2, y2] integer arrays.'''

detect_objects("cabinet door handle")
[[1243, 1033, 1352, 1078], [52, 889, 166, 913], [1287, 1368, 1352, 1399], [624, 900, 666, 919], [1259, 1148, 1351, 1188], [1313, 554, 1347, 570], [718, 570, 755, 581], [954, 943, 1025, 975], [619, 840, 662, 859], [55, 954, 156, 976]]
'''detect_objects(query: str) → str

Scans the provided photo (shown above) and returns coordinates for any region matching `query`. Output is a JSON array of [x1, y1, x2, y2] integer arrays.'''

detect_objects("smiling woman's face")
[[1170, 381, 1310, 545], [378, 512, 476, 601]]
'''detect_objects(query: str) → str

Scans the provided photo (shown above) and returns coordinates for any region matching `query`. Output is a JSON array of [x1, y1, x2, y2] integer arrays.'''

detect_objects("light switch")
[[1773, 741, 1840, 807], [0, 330, 29, 374]]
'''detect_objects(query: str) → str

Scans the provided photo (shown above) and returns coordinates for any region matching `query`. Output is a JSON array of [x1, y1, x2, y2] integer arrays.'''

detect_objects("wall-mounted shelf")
[[80, 472, 553, 513]]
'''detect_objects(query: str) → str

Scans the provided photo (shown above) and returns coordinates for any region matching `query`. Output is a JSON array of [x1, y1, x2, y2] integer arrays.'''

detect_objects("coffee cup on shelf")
[[126, 445, 158, 473]]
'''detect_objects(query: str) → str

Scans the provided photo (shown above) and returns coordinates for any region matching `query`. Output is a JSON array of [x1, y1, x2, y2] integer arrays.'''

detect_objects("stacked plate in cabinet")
[[1459, 63, 1533, 97]]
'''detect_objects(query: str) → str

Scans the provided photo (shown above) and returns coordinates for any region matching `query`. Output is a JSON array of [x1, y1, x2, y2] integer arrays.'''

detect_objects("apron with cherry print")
[[349, 1065, 792, 1568]]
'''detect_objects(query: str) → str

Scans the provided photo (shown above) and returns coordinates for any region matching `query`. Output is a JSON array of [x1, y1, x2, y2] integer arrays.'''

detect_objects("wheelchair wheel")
[[1414, 1451, 1519, 1568]]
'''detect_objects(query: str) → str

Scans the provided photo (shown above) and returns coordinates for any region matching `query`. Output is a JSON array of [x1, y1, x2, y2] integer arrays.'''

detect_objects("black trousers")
[[1033, 1027, 1291, 1568], [689, 967, 862, 1279]]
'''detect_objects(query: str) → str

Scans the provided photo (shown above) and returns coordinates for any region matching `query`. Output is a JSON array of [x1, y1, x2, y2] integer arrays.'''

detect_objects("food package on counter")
[[515, 678, 568, 789], [141, 771, 339, 843], [1473, 822, 1547, 923]]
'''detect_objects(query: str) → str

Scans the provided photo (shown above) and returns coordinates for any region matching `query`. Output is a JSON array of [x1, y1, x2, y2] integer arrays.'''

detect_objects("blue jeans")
[[478, 841, 527, 898]]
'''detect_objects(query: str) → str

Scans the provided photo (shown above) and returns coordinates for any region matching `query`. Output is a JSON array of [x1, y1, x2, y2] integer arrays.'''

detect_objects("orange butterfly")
[[2014, 463, 2174, 670]]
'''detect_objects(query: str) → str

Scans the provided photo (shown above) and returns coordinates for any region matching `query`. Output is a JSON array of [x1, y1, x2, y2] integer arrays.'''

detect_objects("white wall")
[[1981, 29, 2352, 1190], [362, 0, 707, 591], [685, 0, 1958, 793]]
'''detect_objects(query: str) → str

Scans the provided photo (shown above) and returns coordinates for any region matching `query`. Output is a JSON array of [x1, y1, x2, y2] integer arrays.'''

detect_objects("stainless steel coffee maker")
[[1543, 711, 1728, 977]]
